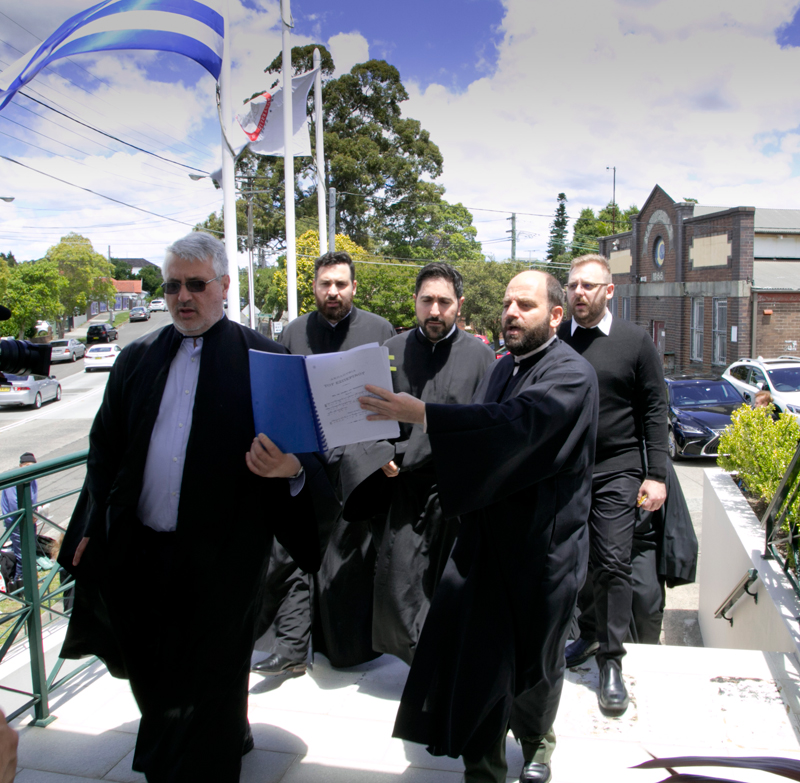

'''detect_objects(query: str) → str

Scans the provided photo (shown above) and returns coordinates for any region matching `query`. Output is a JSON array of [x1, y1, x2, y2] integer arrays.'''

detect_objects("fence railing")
[[0, 450, 91, 725], [763, 439, 800, 597]]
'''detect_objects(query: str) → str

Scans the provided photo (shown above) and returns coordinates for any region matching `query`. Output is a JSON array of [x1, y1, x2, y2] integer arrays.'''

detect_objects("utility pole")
[[328, 187, 336, 252], [506, 212, 517, 261], [606, 166, 616, 234], [245, 176, 256, 329]]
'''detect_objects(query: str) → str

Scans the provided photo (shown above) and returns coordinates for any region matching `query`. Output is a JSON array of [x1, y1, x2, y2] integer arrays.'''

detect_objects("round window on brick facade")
[[653, 236, 665, 268]]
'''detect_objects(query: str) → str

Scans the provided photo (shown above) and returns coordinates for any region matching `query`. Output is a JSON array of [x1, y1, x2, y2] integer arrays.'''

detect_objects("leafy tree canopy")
[[570, 202, 640, 257], [198, 47, 480, 267], [46, 233, 116, 317], [0, 251, 16, 267], [1, 259, 63, 338], [136, 265, 163, 296]]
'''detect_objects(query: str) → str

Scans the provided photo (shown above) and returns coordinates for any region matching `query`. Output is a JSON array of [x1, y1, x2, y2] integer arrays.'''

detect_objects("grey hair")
[[163, 232, 229, 279]]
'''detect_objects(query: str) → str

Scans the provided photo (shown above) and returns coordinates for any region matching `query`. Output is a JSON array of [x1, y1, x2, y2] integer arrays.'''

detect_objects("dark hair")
[[414, 262, 463, 299], [314, 251, 355, 283], [544, 272, 565, 310]]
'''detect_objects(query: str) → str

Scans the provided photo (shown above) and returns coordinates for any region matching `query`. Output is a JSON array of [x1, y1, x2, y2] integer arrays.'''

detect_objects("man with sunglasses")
[[558, 254, 667, 717], [58, 232, 326, 782]]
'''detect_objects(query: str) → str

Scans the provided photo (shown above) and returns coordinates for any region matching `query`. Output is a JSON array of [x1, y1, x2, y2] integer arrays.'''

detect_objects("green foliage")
[[111, 260, 133, 280], [46, 234, 116, 316], [571, 207, 600, 257], [1, 259, 63, 338], [718, 404, 800, 528], [136, 265, 163, 296], [459, 259, 528, 345], [546, 193, 569, 262], [196, 47, 475, 264], [596, 202, 639, 236], [0, 251, 16, 267], [239, 266, 277, 313]]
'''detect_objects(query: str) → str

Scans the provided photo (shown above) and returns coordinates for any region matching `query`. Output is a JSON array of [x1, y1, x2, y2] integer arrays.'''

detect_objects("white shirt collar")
[[570, 308, 612, 335], [512, 334, 557, 364], [418, 322, 457, 345]]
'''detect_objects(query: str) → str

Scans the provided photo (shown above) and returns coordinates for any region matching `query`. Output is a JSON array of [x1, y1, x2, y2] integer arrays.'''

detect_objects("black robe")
[[393, 339, 598, 759], [57, 317, 327, 783], [255, 305, 395, 667], [365, 328, 494, 664]]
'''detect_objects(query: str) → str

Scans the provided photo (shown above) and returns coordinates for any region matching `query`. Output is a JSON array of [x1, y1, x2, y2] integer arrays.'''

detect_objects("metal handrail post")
[[19, 481, 55, 726]]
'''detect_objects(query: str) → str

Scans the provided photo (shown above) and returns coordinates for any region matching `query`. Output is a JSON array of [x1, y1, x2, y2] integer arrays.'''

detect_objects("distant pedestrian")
[[1, 452, 38, 591]]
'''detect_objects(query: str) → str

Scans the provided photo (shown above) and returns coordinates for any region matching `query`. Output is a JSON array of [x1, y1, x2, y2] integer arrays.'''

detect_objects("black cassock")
[[57, 317, 327, 782], [393, 339, 598, 759], [351, 328, 494, 664], [255, 306, 395, 667]]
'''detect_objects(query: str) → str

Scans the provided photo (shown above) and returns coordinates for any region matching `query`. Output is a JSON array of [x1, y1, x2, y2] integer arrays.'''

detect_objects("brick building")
[[597, 185, 800, 376]]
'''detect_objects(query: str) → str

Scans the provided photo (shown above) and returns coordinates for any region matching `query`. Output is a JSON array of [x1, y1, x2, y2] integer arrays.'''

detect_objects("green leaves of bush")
[[718, 404, 800, 527]]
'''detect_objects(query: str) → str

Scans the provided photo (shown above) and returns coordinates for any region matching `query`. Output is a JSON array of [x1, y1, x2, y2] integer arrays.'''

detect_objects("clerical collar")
[[570, 308, 612, 335], [513, 334, 557, 364], [323, 307, 354, 328], [417, 322, 457, 346]]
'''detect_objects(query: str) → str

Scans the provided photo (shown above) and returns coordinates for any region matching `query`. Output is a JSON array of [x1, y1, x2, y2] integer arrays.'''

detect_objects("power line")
[[0, 154, 223, 234]]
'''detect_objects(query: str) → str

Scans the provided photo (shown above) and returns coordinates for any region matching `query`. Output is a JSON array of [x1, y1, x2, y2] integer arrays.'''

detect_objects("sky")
[[2, 0, 800, 268]]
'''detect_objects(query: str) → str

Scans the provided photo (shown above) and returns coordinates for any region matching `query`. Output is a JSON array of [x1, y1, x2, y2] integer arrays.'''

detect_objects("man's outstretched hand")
[[359, 385, 425, 424], [246, 434, 302, 478]]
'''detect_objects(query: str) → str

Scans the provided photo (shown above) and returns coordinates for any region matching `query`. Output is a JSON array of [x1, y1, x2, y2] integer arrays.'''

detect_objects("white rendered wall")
[[699, 468, 800, 653]]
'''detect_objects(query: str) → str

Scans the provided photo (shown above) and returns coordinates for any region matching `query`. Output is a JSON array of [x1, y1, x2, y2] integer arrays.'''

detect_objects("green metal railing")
[[763, 439, 800, 597], [0, 450, 92, 725]]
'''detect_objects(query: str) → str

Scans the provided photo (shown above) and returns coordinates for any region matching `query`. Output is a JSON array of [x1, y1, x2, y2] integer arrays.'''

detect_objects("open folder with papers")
[[249, 342, 400, 453]]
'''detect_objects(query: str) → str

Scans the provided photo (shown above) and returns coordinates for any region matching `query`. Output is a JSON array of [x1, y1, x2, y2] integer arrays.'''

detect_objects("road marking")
[[0, 384, 106, 434]]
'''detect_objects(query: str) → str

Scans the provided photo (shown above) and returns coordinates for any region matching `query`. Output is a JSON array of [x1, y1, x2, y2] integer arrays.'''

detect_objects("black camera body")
[[0, 305, 53, 377]]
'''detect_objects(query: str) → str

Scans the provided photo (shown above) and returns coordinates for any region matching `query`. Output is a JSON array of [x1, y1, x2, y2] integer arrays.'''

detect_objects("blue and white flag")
[[0, 0, 224, 112]]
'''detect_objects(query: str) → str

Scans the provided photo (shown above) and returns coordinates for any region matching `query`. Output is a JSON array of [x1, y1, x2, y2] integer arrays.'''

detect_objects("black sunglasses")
[[163, 275, 222, 295]]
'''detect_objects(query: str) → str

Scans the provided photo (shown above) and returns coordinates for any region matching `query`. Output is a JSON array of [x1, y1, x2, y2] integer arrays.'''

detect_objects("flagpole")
[[282, 0, 298, 322], [220, 0, 240, 323], [313, 48, 327, 254]]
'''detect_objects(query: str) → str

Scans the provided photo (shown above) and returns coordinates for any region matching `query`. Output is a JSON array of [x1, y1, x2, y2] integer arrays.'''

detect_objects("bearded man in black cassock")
[[251, 251, 395, 675], [360, 271, 599, 783], [350, 262, 494, 664], [57, 233, 327, 783]]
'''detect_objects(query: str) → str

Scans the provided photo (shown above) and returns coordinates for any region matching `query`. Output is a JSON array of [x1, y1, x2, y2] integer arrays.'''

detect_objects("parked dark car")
[[665, 377, 744, 460], [86, 323, 118, 343]]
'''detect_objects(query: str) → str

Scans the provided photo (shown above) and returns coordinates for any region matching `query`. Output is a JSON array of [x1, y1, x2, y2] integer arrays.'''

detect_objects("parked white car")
[[50, 338, 86, 363], [84, 344, 122, 372], [148, 299, 167, 312], [0, 374, 61, 408], [722, 356, 800, 418]]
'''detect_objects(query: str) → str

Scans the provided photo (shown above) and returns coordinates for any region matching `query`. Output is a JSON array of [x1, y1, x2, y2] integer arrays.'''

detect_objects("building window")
[[691, 298, 704, 361], [609, 298, 617, 317], [621, 297, 631, 321], [712, 298, 727, 365]]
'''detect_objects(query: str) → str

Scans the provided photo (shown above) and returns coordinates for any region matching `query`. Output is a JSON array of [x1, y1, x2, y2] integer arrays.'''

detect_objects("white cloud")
[[405, 0, 800, 257], [328, 32, 370, 76]]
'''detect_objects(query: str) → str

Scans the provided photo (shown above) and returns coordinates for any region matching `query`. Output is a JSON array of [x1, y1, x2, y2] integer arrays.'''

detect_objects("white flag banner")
[[237, 68, 316, 157]]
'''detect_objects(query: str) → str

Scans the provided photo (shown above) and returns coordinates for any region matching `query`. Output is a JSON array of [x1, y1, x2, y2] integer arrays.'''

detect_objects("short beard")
[[503, 317, 551, 356], [317, 297, 353, 324], [419, 317, 450, 342]]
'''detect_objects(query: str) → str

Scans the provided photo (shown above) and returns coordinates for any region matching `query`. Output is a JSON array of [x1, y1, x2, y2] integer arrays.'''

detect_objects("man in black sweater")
[[558, 254, 667, 716]]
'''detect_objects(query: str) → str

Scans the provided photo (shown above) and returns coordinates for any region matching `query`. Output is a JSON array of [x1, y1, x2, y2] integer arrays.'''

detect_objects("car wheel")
[[668, 428, 680, 461], [55, 385, 62, 401], [71, 351, 77, 362], [33, 393, 42, 410]]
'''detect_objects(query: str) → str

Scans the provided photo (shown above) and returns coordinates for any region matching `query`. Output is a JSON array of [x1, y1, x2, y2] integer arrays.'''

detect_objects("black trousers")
[[577, 469, 641, 667]]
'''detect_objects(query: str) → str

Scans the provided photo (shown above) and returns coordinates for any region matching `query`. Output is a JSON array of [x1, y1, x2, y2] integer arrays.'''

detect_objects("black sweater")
[[558, 316, 668, 481]]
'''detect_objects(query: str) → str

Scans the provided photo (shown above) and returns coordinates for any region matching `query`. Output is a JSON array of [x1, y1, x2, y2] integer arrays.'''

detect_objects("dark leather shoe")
[[251, 653, 307, 675], [242, 725, 254, 756], [565, 637, 599, 667], [598, 659, 629, 715], [520, 761, 551, 782]]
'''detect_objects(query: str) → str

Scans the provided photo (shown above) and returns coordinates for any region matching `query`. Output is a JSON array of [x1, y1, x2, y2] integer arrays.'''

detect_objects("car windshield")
[[671, 382, 742, 406], [767, 367, 800, 392], [88, 347, 113, 353]]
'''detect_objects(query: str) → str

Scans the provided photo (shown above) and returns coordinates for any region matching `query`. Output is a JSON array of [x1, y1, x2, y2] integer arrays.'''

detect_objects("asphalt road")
[[0, 312, 173, 533]]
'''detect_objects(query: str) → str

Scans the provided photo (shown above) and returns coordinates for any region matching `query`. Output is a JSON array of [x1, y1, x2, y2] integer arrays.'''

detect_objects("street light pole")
[[606, 166, 616, 234]]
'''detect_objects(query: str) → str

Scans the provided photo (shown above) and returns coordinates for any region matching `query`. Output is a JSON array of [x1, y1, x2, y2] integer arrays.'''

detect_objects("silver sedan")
[[0, 373, 62, 408], [50, 338, 86, 363]]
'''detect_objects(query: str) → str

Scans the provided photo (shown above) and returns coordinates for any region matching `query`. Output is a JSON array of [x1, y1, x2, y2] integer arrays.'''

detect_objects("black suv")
[[87, 323, 118, 343]]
